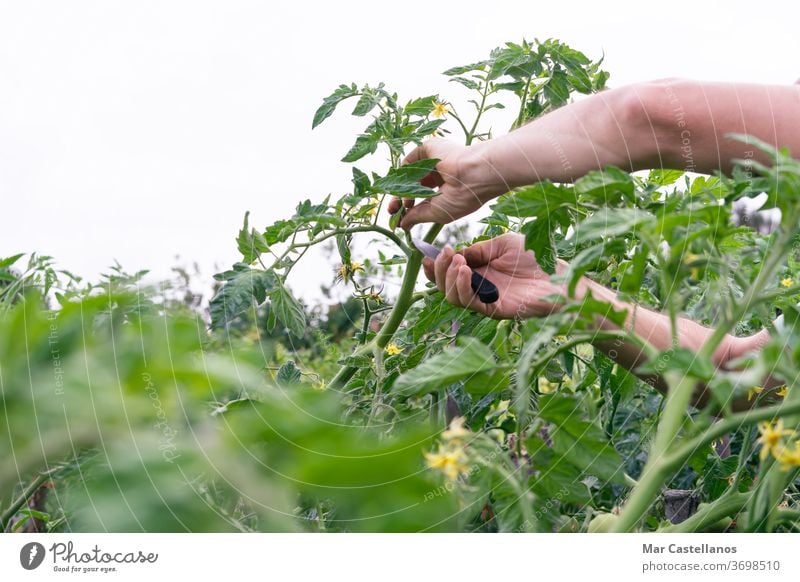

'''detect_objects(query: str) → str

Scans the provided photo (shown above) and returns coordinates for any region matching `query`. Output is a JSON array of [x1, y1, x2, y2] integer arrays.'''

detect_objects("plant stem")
[[659, 492, 750, 533], [1, 469, 56, 531], [330, 224, 442, 390], [612, 397, 800, 532], [293, 225, 411, 257], [374, 224, 442, 349]]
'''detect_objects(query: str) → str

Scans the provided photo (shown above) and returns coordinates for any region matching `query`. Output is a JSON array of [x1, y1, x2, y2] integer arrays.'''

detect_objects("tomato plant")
[[2, 38, 800, 533]]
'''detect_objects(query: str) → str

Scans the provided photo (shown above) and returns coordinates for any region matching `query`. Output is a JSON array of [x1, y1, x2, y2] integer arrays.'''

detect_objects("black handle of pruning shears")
[[470, 271, 499, 304]]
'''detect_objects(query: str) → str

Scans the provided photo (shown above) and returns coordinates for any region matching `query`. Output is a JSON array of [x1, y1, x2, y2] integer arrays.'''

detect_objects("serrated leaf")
[[521, 218, 556, 274], [352, 167, 371, 197], [647, 168, 684, 187], [574, 167, 634, 203], [312, 84, 359, 129], [276, 360, 302, 385], [393, 337, 497, 395], [342, 134, 379, 163], [537, 394, 625, 484], [372, 159, 440, 198], [493, 181, 577, 218], [270, 284, 306, 339], [236, 211, 270, 264], [404, 95, 437, 117], [0, 253, 24, 269], [209, 267, 277, 330], [572, 207, 654, 243]]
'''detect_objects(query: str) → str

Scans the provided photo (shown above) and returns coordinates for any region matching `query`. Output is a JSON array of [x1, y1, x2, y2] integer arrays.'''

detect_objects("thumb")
[[400, 198, 457, 229]]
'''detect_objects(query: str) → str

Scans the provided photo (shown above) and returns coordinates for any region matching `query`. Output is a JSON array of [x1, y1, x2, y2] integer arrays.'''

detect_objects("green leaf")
[[442, 62, 487, 76], [393, 337, 497, 395], [538, 394, 625, 484], [351, 84, 385, 117], [560, 239, 626, 296], [572, 207, 654, 243], [449, 76, 480, 90], [463, 368, 509, 396], [574, 167, 634, 203], [276, 360, 302, 385], [372, 159, 440, 198], [493, 181, 577, 218], [521, 218, 556, 274], [209, 266, 277, 330], [0, 253, 24, 269], [414, 119, 446, 138], [270, 283, 306, 339], [342, 134, 379, 163], [647, 168, 684, 187], [236, 212, 270, 264], [404, 95, 437, 116], [527, 435, 592, 505], [352, 167, 371, 197], [312, 84, 359, 129]]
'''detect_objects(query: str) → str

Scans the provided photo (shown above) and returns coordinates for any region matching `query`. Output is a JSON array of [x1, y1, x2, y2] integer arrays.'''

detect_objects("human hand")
[[421, 233, 570, 319], [387, 138, 505, 230]]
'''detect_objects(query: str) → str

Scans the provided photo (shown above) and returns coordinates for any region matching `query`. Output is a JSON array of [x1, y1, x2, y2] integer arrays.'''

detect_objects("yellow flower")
[[384, 343, 403, 356], [683, 253, 701, 279], [337, 261, 365, 283], [369, 291, 383, 305], [538, 377, 555, 394], [313, 379, 326, 391], [757, 419, 794, 461], [747, 386, 764, 401], [781, 277, 793, 288], [431, 102, 449, 118], [774, 441, 800, 471], [776, 385, 789, 398], [424, 444, 468, 481], [443, 416, 470, 442]]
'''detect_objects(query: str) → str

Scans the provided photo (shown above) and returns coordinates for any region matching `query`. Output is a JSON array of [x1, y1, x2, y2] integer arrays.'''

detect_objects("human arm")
[[393, 79, 800, 228], [424, 233, 779, 410]]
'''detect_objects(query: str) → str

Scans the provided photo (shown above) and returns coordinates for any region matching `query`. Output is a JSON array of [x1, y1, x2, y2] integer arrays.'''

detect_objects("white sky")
[[1, 0, 797, 302]]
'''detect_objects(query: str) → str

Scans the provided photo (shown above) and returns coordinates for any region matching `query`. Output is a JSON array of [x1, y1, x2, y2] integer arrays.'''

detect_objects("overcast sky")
[[1, 0, 797, 302]]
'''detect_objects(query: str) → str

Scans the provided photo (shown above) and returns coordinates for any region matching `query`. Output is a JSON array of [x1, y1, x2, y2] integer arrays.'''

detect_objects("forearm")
[[573, 277, 776, 411], [462, 80, 800, 197]]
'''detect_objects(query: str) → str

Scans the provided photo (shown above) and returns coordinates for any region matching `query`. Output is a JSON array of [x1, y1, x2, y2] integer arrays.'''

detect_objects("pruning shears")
[[412, 238, 499, 304]]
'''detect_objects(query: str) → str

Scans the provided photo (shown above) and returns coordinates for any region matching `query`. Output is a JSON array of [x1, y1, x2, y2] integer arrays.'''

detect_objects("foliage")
[[3, 37, 800, 533]]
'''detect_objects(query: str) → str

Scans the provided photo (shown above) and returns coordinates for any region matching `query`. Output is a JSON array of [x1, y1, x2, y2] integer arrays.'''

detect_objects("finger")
[[422, 257, 435, 282], [404, 198, 415, 209], [455, 263, 477, 308], [462, 237, 505, 267], [400, 199, 456, 230], [444, 256, 464, 306], [453, 262, 494, 317], [434, 246, 454, 294], [402, 144, 428, 166], [388, 197, 401, 214]]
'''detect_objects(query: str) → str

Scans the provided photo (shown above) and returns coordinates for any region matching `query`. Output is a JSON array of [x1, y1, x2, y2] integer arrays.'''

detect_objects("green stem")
[[659, 492, 750, 533], [293, 225, 411, 257], [612, 397, 800, 532], [330, 224, 442, 390], [1, 469, 56, 531], [467, 76, 491, 144], [613, 372, 723, 532], [374, 224, 442, 349]]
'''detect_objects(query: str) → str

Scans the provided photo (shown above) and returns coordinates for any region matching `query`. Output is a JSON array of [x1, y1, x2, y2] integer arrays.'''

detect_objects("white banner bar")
[[1, 533, 797, 581]]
